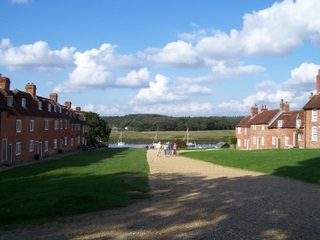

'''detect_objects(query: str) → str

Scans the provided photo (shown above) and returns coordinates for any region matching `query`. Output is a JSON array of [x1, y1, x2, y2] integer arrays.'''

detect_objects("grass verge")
[[0, 148, 150, 229], [180, 148, 320, 185]]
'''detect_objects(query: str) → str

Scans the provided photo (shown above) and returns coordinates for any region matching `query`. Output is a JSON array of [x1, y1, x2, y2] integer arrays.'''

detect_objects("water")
[[108, 143, 217, 149]]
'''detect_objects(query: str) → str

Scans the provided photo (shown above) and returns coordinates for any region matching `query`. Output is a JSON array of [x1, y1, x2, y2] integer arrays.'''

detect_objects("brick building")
[[235, 69, 320, 150], [0, 75, 89, 165]]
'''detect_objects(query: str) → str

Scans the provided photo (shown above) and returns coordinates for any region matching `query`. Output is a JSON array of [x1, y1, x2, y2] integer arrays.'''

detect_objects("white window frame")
[[64, 137, 67, 146], [60, 120, 63, 129], [7, 95, 13, 107], [272, 136, 276, 145], [54, 120, 58, 130], [48, 104, 51, 112], [298, 133, 302, 142], [261, 125, 265, 130], [237, 127, 241, 134], [312, 127, 318, 141], [244, 128, 247, 135], [38, 101, 42, 110], [253, 136, 256, 145], [285, 136, 289, 146], [54, 139, 58, 149], [29, 140, 34, 152], [45, 119, 49, 130], [312, 109, 318, 122], [261, 137, 265, 146], [16, 142, 21, 155], [277, 120, 283, 128], [237, 139, 241, 147], [22, 98, 26, 108], [65, 120, 68, 129], [16, 119, 22, 133], [30, 120, 34, 132]]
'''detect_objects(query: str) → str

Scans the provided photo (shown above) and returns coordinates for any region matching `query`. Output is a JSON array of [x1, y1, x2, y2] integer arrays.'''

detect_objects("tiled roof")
[[236, 115, 252, 127], [269, 110, 304, 129], [250, 109, 280, 124], [303, 95, 320, 109], [0, 88, 87, 124]]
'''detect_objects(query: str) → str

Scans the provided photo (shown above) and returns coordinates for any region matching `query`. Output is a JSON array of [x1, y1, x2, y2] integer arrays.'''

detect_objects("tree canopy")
[[103, 114, 243, 131], [84, 111, 111, 144]]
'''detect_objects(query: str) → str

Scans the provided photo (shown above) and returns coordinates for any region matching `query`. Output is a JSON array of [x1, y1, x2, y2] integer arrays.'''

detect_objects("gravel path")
[[1, 149, 320, 240]]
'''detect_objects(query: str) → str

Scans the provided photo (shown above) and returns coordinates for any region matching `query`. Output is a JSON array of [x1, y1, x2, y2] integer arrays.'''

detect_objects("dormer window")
[[7, 95, 13, 107], [54, 105, 57, 112], [277, 120, 283, 128], [21, 98, 26, 108], [296, 116, 301, 129], [38, 102, 42, 110], [59, 106, 62, 113], [48, 104, 51, 112]]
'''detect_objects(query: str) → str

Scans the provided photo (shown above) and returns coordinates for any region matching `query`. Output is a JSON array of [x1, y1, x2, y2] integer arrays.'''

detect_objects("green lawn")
[[0, 148, 150, 229], [180, 148, 320, 185]]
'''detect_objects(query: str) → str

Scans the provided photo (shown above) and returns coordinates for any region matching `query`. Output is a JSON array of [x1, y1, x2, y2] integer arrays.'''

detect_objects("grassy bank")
[[109, 130, 235, 144], [180, 148, 320, 184], [0, 148, 150, 229]]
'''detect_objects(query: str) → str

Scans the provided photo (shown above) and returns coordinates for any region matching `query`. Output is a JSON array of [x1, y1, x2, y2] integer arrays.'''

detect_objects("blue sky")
[[1, 0, 320, 116]]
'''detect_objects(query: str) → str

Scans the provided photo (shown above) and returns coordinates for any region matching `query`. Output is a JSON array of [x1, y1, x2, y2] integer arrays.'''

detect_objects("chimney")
[[0, 76, 11, 91], [25, 83, 37, 96], [50, 93, 58, 102], [260, 104, 268, 112], [65, 101, 72, 109], [251, 104, 258, 118], [317, 69, 320, 94], [310, 92, 314, 99], [280, 99, 285, 111], [284, 101, 290, 112], [75, 106, 81, 112]]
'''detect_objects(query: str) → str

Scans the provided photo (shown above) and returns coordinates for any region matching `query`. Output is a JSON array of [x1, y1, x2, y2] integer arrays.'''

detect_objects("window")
[[312, 109, 318, 122], [44, 141, 49, 152], [54, 120, 58, 130], [38, 102, 42, 110], [253, 136, 256, 144], [77, 136, 80, 145], [261, 137, 265, 146], [65, 120, 68, 129], [16, 120, 22, 133], [21, 98, 26, 108], [16, 142, 21, 155], [45, 119, 49, 130], [253, 125, 256, 130], [237, 139, 241, 147], [30, 120, 34, 132], [261, 125, 265, 130], [48, 104, 51, 112], [7, 95, 13, 107], [71, 138, 74, 146], [285, 136, 289, 146], [244, 139, 247, 147], [54, 139, 57, 149], [298, 133, 302, 141], [277, 120, 283, 128], [59, 106, 62, 113], [312, 127, 318, 141], [272, 136, 276, 145], [29, 140, 34, 152], [237, 127, 241, 134], [244, 128, 247, 135], [60, 120, 63, 129], [65, 137, 67, 146], [54, 105, 57, 112], [296, 116, 301, 129]]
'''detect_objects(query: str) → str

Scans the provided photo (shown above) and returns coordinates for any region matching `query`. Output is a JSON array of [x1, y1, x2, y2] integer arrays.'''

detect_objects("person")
[[156, 141, 162, 157], [163, 143, 169, 156], [173, 143, 177, 155]]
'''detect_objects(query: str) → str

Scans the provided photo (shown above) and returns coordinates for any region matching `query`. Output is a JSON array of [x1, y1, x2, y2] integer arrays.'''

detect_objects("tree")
[[83, 112, 111, 145]]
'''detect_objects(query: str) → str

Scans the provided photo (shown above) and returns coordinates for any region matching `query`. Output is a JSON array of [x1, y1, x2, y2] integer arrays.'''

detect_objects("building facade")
[[0, 76, 89, 165], [236, 70, 320, 150]]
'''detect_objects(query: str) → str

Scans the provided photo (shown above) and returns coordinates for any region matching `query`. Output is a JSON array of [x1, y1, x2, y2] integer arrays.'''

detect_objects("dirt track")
[[1, 149, 320, 239]]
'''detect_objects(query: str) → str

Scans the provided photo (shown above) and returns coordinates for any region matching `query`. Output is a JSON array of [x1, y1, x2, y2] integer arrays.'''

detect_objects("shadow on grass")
[[0, 148, 150, 229], [272, 156, 320, 184], [2, 162, 320, 239]]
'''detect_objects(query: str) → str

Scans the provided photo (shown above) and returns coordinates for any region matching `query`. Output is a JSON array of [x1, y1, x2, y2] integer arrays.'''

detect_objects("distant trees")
[[103, 114, 243, 131], [83, 112, 111, 145]]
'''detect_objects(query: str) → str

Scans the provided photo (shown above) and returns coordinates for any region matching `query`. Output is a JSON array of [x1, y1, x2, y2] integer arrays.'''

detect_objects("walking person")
[[173, 143, 177, 155], [156, 141, 162, 157]]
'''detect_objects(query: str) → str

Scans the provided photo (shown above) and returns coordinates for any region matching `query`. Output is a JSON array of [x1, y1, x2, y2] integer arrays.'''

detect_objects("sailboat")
[[117, 132, 125, 146], [184, 128, 196, 148]]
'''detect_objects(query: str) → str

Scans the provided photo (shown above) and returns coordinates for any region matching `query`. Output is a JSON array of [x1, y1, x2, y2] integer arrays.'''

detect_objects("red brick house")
[[235, 70, 320, 150], [0, 75, 89, 165]]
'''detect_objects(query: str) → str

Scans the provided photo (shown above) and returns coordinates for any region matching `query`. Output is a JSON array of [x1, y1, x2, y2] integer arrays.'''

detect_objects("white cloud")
[[0, 39, 75, 71], [116, 68, 150, 87], [83, 104, 123, 116]]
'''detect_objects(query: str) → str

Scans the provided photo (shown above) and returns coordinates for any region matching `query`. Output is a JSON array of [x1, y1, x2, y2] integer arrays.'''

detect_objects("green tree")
[[83, 112, 111, 145]]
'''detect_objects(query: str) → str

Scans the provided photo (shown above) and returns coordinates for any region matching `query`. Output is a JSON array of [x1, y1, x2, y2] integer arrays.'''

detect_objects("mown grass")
[[0, 148, 150, 229], [180, 148, 320, 184], [109, 130, 235, 143]]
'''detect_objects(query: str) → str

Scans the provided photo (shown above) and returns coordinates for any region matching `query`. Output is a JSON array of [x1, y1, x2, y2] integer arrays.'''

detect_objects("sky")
[[1, 0, 320, 117]]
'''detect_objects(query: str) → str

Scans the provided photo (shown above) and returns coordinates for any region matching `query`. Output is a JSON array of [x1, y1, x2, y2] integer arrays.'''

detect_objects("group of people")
[[156, 141, 177, 157]]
